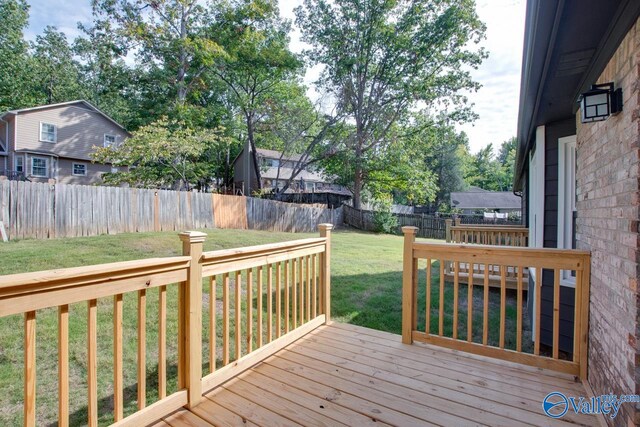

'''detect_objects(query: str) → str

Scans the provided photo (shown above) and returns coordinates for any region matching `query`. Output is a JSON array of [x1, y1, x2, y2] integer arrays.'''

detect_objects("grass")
[[0, 228, 529, 426]]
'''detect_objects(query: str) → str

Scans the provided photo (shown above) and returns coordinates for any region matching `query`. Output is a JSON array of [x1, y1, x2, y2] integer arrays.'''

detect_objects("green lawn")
[[0, 228, 529, 426]]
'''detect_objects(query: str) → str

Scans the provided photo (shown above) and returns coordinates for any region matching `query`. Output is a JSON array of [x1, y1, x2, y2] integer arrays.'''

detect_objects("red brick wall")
[[576, 17, 640, 427]]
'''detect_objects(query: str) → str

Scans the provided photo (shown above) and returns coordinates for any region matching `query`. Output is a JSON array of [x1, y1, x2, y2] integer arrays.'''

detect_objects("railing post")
[[402, 226, 418, 344], [455, 217, 462, 226], [178, 231, 206, 408], [319, 224, 333, 324], [445, 219, 452, 243]]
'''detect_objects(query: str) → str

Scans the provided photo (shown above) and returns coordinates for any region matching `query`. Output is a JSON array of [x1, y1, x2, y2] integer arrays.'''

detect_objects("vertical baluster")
[[553, 269, 561, 359], [467, 265, 473, 342], [534, 267, 542, 355], [305, 256, 311, 323], [223, 273, 230, 366], [138, 289, 146, 409], [58, 305, 69, 427], [453, 261, 459, 339], [284, 260, 290, 334], [573, 268, 583, 363], [24, 311, 36, 427], [499, 266, 506, 349], [292, 258, 297, 329], [298, 257, 304, 325], [276, 262, 282, 338], [517, 267, 523, 352], [267, 264, 273, 343], [257, 266, 263, 348], [113, 294, 123, 421], [235, 271, 241, 360], [425, 259, 432, 334], [208, 277, 215, 374], [483, 266, 489, 345], [159, 286, 167, 398], [247, 269, 253, 353], [88, 299, 97, 427], [439, 260, 444, 336], [312, 254, 317, 318]]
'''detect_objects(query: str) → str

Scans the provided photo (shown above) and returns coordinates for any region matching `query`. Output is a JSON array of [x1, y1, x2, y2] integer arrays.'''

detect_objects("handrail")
[[445, 218, 528, 247], [402, 226, 590, 379], [0, 225, 333, 426]]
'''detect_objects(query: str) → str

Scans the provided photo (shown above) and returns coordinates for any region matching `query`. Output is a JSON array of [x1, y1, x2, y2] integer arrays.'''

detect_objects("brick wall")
[[575, 17, 640, 427]]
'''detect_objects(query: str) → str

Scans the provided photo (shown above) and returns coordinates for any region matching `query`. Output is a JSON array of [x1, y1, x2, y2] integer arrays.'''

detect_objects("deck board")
[[165, 323, 599, 426]]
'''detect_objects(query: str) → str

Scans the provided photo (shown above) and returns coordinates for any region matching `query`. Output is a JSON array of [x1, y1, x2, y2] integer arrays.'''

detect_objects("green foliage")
[[0, 0, 33, 110], [372, 196, 399, 234], [92, 117, 231, 190], [463, 137, 516, 191], [296, 0, 487, 207]]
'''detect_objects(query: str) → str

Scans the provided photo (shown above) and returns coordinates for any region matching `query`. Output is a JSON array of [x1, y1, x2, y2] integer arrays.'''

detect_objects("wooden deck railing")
[[402, 226, 590, 379], [445, 219, 529, 247], [0, 224, 332, 427]]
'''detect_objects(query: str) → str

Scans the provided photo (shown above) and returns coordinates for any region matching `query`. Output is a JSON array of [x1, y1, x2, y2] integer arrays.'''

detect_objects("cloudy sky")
[[25, 0, 526, 153]]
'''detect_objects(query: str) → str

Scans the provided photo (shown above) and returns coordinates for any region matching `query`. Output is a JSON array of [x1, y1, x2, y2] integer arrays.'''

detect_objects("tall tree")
[[92, 0, 224, 112], [0, 0, 33, 109], [295, 0, 486, 208], [31, 26, 84, 104], [206, 0, 302, 194]]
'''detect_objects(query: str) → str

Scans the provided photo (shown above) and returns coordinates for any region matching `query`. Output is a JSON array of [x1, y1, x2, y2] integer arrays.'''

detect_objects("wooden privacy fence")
[[0, 179, 341, 240], [343, 204, 446, 239], [0, 225, 333, 426], [401, 227, 591, 378], [247, 197, 342, 233]]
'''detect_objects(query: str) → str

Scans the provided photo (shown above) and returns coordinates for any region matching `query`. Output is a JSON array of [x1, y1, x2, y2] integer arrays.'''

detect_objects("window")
[[15, 156, 24, 173], [31, 157, 48, 177], [558, 135, 577, 285], [40, 123, 57, 143], [104, 134, 116, 147], [72, 163, 87, 176]]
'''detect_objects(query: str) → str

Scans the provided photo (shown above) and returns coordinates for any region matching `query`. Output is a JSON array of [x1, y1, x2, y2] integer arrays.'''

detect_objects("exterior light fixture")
[[580, 82, 622, 123]]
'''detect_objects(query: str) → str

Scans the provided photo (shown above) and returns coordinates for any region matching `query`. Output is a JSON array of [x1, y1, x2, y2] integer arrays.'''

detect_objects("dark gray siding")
[[539, 119, 576, 354]]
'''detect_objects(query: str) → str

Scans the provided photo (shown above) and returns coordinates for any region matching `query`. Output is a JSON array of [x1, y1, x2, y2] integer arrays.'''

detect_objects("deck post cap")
[[178, 231, 208, 243], [401, 226, 418, 234], [318, 223, 334, 230]]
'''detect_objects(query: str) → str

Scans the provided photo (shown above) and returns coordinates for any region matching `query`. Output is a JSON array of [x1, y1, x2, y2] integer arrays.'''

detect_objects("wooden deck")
[[151, 322, 597, 427]]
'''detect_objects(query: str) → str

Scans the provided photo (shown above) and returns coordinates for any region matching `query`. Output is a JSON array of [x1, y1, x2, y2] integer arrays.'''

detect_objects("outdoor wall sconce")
[[580, 82, 622, 123]]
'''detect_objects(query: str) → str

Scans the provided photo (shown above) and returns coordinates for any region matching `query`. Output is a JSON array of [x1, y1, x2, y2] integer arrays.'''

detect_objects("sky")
[[24, 0, 526, 154]]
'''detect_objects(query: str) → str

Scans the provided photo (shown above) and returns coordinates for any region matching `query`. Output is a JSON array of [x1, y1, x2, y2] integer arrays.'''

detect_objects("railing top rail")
[[450, 225, 528, 231], [201, 237, 326, 263], [0, 256, 190, 295], [412, 242, 590, 270]]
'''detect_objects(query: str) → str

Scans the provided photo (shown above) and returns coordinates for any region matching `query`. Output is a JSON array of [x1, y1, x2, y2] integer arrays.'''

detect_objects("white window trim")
[[558, 135, 577, 288], [72, 162, 88, 177], [31, 156, 48, 177], [104, 134, 116, 147], [39, 122, 57, 143]]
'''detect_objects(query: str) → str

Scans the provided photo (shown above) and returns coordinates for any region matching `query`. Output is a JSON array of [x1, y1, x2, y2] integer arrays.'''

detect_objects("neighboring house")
[[233, 148, 350, 196], [516, 1, 640, 425], [0, 100, 130, 185], [449, 188, 521, 215]]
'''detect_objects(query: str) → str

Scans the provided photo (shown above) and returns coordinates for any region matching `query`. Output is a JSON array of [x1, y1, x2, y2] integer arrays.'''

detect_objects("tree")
[[92, 0, 224, 111], [74, 18, 140, 128], [31, 26, 85, 104], [206, 0, 302, 194], [421, 121, 470, 207], [92, 117, 229, 190], [0, 0, 33, 109], [295, 0, 486, 208]]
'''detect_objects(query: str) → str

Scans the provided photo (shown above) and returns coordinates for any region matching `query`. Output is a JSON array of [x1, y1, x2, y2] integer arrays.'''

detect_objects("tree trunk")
[[353, 167, 363, 209], [246, 113, 262, 193]]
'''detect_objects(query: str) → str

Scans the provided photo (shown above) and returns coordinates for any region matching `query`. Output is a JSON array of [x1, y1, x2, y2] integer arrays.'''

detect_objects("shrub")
[[372, 197, 399, 234]]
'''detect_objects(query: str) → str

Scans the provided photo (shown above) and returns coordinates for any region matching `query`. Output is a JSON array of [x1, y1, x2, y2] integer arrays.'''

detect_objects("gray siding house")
[[0, 100, 130, 185]]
